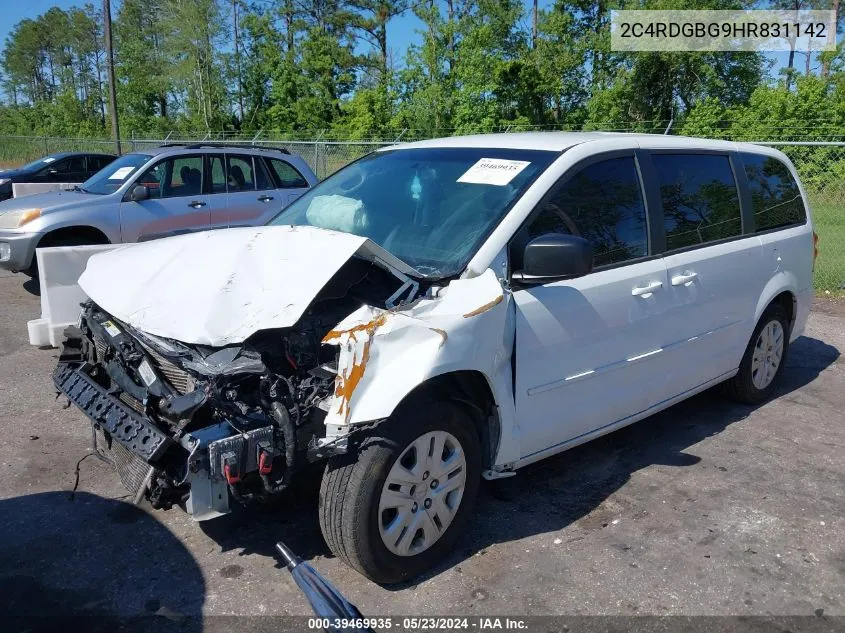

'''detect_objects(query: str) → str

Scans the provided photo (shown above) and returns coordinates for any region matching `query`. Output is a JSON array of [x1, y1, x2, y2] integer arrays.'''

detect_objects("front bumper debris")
[[53, 361, 172, 462]]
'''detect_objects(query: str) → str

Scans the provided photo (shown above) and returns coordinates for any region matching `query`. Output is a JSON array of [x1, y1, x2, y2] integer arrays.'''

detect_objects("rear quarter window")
[[268, 158, 309, 188], [741, 153, 807, 231]]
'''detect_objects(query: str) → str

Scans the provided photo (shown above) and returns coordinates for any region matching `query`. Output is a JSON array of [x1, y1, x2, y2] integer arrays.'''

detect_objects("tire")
[[318, 400, 481, 584], [723, 304, 790, 405]]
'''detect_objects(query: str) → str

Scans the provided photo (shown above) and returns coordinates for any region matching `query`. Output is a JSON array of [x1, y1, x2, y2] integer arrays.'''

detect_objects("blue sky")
[[0, 0, 549, 68], [1, 0, 796, 78]]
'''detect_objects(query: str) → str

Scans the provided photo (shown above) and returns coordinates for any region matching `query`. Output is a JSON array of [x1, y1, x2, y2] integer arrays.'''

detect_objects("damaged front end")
[[54, 238, 417, 520]]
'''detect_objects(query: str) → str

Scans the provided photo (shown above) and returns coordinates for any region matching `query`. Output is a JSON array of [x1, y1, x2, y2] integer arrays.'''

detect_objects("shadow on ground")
[[22, 276, 39, 296], [204, 335, 838, 589], [0, 491, 205, 632]]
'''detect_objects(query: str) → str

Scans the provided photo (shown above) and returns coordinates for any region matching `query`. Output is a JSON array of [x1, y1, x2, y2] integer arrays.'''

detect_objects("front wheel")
[[318, 400, 481, 584]]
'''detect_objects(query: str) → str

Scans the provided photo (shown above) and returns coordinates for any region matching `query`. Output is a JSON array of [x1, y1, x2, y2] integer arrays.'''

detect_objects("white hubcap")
[[751, 320, 784, 390], [378, 430, 467, 557]]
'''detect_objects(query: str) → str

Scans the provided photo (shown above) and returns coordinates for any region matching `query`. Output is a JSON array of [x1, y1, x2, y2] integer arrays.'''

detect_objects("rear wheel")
[[723, 304, 790, 404], [318, 400, 481, 584]]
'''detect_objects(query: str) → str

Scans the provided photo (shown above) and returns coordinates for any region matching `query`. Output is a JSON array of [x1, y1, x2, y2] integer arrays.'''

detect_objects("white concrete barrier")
[[27, 244, 121, 348], [13, 182, 77, 198]]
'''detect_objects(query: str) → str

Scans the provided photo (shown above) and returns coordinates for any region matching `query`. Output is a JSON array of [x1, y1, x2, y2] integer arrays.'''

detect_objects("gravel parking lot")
[[0, 268, 843, 624]]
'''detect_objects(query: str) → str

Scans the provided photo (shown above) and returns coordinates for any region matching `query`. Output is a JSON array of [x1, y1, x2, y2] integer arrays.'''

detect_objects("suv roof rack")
[[158, 142, 290, 154]]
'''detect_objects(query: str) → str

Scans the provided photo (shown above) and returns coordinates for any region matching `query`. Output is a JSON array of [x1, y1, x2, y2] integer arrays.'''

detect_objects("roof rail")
[[157, 142, 290, 154]]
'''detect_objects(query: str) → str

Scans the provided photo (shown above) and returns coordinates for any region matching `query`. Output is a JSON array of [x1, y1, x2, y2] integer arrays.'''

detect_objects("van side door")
[[650, 151, 766, 394], [512, 153, 674, 459]]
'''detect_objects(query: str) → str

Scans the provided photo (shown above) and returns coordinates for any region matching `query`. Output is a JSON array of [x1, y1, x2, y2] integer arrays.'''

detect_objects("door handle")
[[258, 195, 274, 202], [631, 281, 663, 298], [188, 200, 206, 208], [671, 271, 698, 286]]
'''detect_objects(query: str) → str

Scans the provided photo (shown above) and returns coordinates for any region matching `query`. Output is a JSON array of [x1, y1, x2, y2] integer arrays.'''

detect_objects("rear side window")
[[227, 155, 255, 191], [268, 158, 309, 188], [654, 154, 742, 250], [524, 156, 649, 267], [741, 153, 806, 231]]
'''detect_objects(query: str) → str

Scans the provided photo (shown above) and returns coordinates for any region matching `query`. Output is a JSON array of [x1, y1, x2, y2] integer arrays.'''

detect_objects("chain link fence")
[[0, 133, 842, 292]]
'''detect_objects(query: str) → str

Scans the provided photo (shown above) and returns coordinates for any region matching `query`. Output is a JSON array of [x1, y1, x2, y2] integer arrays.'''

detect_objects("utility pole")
[[233, 0, 244, 123], [103, 0, 121, 154], [532, 0, 538, 49]]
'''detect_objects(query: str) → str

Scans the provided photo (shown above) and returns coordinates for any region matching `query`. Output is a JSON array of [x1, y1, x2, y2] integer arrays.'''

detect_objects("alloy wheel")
[[751, 319, 785, 390]]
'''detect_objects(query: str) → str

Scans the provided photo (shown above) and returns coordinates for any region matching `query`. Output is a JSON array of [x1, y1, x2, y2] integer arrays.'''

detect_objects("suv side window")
[[521, 156, 648, 268], [268, 158, 308, 188], [137, 162, 166, 198], [167, 156, 203, 197], [136, 156, 203, 199], [653, 153, 742, 251], [740, 153, 806, 231], [227, 155, 255, 192]]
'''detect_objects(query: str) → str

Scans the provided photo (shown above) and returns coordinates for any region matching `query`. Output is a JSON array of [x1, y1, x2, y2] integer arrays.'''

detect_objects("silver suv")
[[0, 144, 317, 273]]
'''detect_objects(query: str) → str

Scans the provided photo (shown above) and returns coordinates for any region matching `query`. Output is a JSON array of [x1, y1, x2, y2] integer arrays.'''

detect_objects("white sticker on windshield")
[[457, 158, 531, 186], [108, 166, 134, 180], [43, 157, 56, 163]]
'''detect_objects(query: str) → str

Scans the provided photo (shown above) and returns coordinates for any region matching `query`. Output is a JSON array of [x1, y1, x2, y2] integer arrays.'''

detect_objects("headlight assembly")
[[0, 208, 42, 229]]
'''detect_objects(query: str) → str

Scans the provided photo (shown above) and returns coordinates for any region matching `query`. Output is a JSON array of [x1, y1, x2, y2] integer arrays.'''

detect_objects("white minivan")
[[56, 133, 815, 584]]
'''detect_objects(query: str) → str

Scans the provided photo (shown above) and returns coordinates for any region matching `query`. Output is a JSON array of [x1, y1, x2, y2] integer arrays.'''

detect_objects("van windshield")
[[81, 153, 151, 195], [269, 147, 557, 278]]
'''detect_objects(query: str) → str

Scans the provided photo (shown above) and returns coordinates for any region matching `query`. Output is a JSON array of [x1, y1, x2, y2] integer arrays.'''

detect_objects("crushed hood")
[[79, 225, 421, 346]]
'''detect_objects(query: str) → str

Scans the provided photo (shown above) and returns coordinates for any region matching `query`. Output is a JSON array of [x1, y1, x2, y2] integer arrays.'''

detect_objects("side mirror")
[[128, 184, 150, 202], [512, 233, 593, 284], [47, 168, 58, 177]]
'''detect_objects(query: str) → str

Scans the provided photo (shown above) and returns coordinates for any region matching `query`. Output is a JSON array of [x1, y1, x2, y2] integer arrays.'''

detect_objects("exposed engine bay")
[[54, 256, 414, 520]]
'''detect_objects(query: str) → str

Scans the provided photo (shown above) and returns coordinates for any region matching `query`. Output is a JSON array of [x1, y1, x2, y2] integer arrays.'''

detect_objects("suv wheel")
[[723, 304, 790, 404], [318, 400, 481, 584]]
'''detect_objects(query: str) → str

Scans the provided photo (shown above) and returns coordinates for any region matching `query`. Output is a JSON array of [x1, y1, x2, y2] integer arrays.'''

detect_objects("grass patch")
[[809, 201, 845, 292]]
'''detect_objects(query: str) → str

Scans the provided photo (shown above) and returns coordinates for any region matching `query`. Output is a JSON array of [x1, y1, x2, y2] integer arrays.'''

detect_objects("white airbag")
[[305, 195, 367, 234]]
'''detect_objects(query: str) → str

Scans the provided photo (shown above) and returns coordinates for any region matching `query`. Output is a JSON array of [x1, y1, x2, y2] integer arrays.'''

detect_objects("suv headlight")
[[0, 208, 41, 229], [0, 242, 10, 261], [0, 178, 10, 186]]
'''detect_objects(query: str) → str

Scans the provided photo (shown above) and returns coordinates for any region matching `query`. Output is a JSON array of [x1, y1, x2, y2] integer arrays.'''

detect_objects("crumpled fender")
[[321, 268, 519, 466]]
